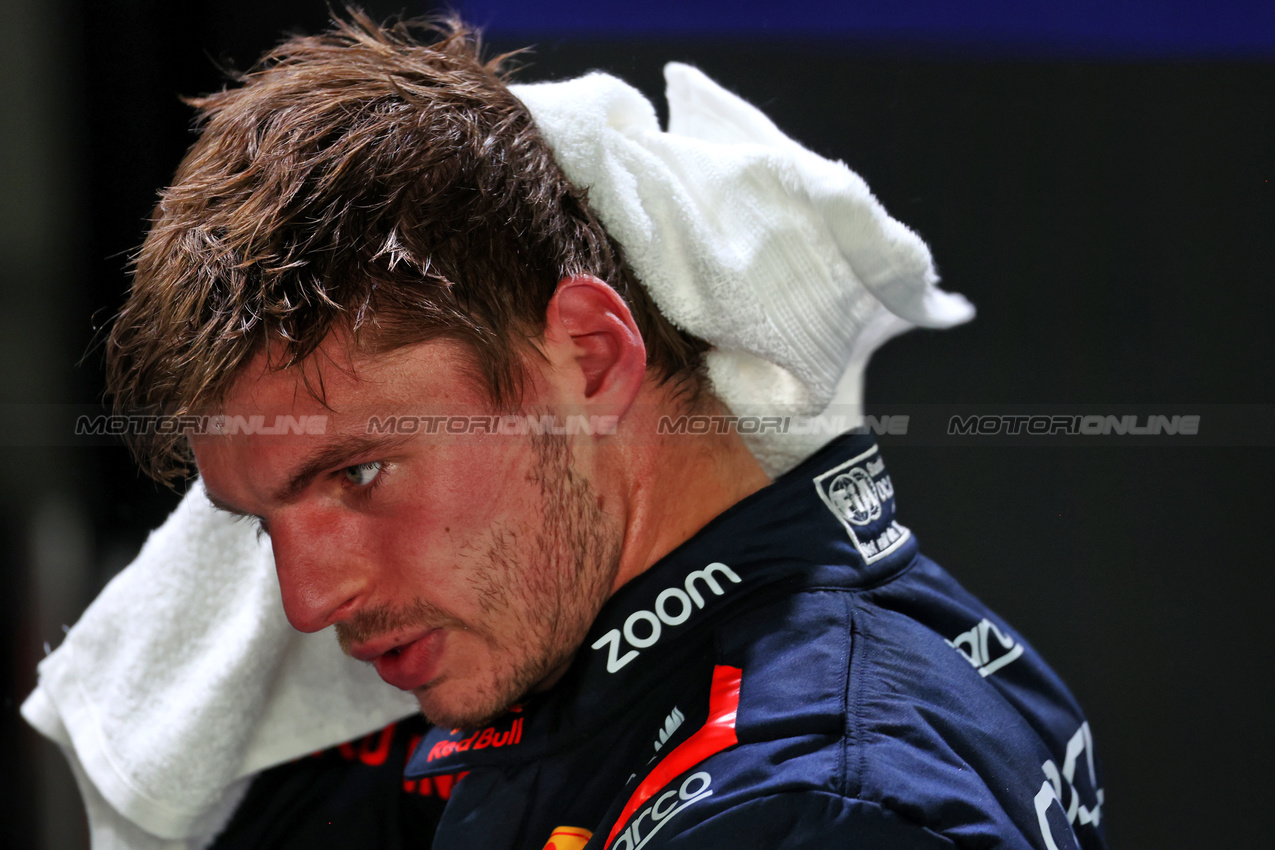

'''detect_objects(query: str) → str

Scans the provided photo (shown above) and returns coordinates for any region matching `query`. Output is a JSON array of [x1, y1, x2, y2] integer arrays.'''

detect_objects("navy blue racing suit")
[[214, 433, 1107, 850]]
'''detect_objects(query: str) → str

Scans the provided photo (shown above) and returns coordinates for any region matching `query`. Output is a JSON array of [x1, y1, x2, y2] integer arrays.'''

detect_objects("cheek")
[[409, 439, 544, 528], [363, 439, 550, 595]]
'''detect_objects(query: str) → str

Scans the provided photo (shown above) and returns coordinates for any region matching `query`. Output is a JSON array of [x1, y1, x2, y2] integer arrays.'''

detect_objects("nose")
[[266, 506, 371, 633]]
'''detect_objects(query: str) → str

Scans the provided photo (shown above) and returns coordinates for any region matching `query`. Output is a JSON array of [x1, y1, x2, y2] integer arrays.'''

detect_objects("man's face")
[[192, 337, 624, 729]]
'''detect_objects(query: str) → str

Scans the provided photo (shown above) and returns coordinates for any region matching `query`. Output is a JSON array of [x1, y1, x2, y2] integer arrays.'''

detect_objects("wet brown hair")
[[106, 10, 709, 484]]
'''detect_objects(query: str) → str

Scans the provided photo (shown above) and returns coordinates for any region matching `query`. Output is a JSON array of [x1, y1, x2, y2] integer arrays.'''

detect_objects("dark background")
[[2, 1, 1270, 848]]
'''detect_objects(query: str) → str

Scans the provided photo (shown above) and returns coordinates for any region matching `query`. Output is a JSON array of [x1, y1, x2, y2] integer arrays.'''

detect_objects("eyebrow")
[[272, 432, 417, 504], [203, 432, 417, 517]]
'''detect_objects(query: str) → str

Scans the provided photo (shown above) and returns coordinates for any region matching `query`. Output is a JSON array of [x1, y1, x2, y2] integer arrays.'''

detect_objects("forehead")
[[221, 334, 485, 415], [191, 335, 492, 472]]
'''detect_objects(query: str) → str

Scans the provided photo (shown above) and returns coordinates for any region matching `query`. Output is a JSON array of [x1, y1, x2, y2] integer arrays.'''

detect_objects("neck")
[[603, 391, 772, 596]]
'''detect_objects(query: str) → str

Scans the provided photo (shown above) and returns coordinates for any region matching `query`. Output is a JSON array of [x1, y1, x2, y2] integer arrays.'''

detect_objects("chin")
[[413, 678, 519, 731], [413, 648, 574, 729]]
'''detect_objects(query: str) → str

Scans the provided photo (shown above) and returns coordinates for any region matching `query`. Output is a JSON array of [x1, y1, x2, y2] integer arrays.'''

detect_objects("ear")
[[540, 275, 647, 416]]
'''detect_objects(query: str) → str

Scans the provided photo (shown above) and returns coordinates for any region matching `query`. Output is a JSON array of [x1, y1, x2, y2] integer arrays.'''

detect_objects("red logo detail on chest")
[[427, 716, 525, 761]]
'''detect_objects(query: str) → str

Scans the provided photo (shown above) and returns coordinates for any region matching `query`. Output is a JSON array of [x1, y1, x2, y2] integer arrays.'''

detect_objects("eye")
[[343, 461, 382, 487]]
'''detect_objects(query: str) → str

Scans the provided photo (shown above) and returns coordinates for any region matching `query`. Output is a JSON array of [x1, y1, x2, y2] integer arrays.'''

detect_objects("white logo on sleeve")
[[946, 618, 1024, 677], [1033, 722, 1104, 850]]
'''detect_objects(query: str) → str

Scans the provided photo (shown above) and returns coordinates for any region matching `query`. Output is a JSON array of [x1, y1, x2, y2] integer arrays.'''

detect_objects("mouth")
[[352, 630, 446, 691]]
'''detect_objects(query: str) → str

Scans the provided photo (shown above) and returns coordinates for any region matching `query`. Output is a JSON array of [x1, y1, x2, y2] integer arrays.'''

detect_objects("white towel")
[[23, 64, 972, 847], [21, 480, 417, 848], [512, 64, 973, 475]]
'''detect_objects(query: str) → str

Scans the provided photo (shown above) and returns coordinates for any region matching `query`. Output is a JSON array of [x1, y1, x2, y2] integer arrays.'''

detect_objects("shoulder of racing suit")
[[400, 433, 1108, 850]]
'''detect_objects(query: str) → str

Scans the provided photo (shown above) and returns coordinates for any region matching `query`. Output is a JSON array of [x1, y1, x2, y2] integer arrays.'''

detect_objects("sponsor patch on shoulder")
[[812, 445, 910, 563]]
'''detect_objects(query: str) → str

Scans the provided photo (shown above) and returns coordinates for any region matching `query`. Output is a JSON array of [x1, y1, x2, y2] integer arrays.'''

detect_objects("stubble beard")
[[454, 431, 622, 726], [337, 431, 622, 730]]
